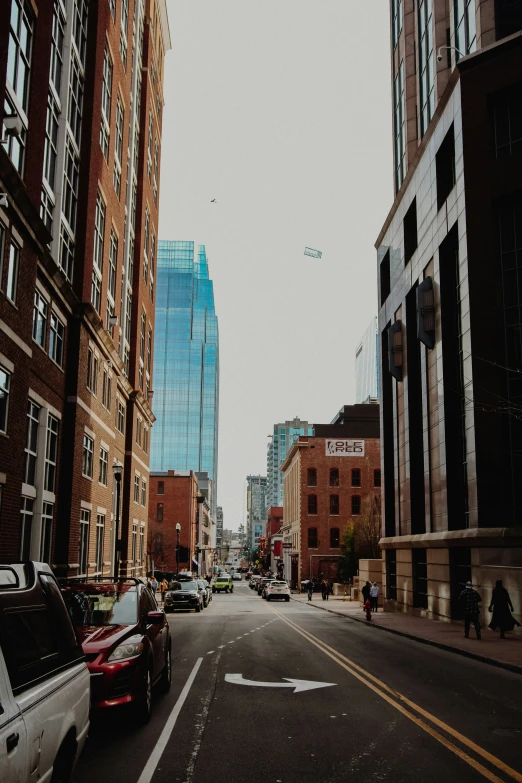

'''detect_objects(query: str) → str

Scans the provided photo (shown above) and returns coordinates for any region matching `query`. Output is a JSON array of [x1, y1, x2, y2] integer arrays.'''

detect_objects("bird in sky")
[[210, 199, 216, 203]]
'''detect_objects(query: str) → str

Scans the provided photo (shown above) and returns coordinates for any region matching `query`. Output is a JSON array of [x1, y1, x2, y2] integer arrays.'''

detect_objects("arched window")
[[307, 468, 317, 486], [351, 468, 361, 487], [308, 494, 317, 514], [330, 527, 340, 547], [329, 494, 339, 515], [352, 495, 361, 515], [308, 527, 318, 548], [329, 468, 339, 487]]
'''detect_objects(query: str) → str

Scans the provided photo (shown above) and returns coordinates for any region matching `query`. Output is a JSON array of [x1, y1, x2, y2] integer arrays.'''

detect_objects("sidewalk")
[[290, 592, 522, 675]]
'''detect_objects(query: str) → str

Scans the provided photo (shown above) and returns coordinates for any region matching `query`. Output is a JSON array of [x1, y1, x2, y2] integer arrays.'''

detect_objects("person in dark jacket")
[[361, 581, 371, 605], [307, 580, 314, 601], [459, 581, 482, 639], [488, 580, 520, 638]]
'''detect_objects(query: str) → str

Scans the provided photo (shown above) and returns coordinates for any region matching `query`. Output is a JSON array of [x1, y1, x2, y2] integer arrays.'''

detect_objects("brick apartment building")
[[148, 471, 199, 574], [0, 0, 170, 577], [265, 506, 283, 573], [281, 406, 381, 587]]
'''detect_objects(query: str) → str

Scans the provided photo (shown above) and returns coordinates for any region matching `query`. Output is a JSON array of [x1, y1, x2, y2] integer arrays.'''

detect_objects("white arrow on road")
[[224, 673, 336, 693]]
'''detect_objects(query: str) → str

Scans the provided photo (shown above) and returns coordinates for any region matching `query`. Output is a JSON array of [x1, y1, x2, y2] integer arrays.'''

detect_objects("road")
[[73, 580, 522, 783]]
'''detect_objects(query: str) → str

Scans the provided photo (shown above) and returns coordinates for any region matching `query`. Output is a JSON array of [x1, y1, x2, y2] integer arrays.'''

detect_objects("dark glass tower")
[[151, 241, 219, 508]]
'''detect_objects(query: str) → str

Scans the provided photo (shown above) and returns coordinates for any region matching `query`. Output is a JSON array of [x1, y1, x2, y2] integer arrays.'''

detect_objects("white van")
[[0, 563, 90, 782]]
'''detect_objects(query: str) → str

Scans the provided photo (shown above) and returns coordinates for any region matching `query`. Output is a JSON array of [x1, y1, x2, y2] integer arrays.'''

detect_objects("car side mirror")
[[147, 611, 164, 625]]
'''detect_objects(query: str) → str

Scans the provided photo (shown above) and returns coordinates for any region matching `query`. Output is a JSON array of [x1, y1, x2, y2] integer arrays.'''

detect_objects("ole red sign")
[[325, 439, 365, 456]]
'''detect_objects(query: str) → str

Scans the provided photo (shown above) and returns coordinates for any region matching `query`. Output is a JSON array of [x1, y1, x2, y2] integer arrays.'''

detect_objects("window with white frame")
[[143, 208, 149, 282], [392, 0, 403, 48], [99, 446, 108, 486], [43, 95, 59, 192], [153, 141, 159, 204], [125, 289, 132, 343], [24, 400, 40, 486], [86, 346, 98, 394], [59, 224, 75, 282], [418, 0, 434, 137], [108, 230, 118, 300], [123, 345, 130, 378], [116, 398, 125, 433], [100, 46, 113, 160], [92, 194, 105, 312], [143, 426, 149, 454], [394, 61, 406, 193], [44, 414, 59, 493], [20, 497, 34, 560], [134, 474, 140, 503], [0, 367, 11, 433], [7, 243, 19, 304], [40, 501, 53, 563], [73, 0, 88, 65], [455, 0, 476, 58], [150, 233, 155, 301], [63, 137, 80, 232], [141, 478, 147, 507], [147, 327, 152, 376], [102, 367, 112, 411], [5, 0, 33, 174], [95, 514, 105, 573], [68, 54, 84, 147], [109, 0, 115, 19], [114, 95, 124, 197], [147, 112, 153, 180], [131, 521, 137, 567], [49, 312, 65, 367], [41, 189, 54, 232], [120, 0, 128, 68], [32, 289, 48, 348], [139, 524, 145, 567], [140, 311, 146, 362], [136, 416, 142, 447], [49, 1, 65, 94], [82, 434, 94, 478], [79, 508, 90, 575]]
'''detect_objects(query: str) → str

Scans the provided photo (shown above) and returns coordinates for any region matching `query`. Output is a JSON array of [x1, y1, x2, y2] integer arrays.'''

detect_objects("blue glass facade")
[[151, 242, 219, 505]]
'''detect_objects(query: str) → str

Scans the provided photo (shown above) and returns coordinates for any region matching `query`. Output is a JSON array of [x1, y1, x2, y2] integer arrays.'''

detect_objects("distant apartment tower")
[[267, 418, 313, 507], [151, 241, 219, 514], [216, 506, 223, 551], [355, 317, 379, 403], [0, 0, 170, 577], [246, 475, 267, 550]]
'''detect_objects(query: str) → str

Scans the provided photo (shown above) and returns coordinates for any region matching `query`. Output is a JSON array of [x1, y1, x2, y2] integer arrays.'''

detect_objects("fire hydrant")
[[364, 598, 372, 621]]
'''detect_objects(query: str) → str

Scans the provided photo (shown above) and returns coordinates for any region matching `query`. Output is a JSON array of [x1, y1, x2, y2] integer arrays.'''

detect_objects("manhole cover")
[[492, 727, 522, 737]]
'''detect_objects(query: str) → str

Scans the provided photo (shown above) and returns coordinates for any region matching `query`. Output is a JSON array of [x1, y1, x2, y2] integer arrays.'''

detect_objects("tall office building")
[[151, 241, 219, 513], [267, 418, 313, 507], [355, 316, 379, 403], [246, 475, 267, 550], [377, 0, 522, 620], [0, 0, 170, 576]]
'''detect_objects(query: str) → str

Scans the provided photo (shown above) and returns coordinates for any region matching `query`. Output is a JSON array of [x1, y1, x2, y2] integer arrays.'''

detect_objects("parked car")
[[198, 579, 212, 607], [212, 574, 234, 593], [165, 579, 205, 613], [257, 578, 273, 595], [264, 580, 291, 601], [0, 563, 90, 782], [232, 572, 242, 581], [250, 575, 262, 590], [61, 577, 171, 724]]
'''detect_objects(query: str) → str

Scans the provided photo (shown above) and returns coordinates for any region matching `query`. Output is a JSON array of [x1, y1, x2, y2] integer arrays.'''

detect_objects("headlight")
[[108, 642, 144, 662]]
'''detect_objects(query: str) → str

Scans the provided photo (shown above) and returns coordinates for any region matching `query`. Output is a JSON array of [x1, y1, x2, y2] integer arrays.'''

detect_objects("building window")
[[147, 112, 153, 180], [49, 312, 65, 367], [24, 401, 40, 486], [330, 527, 340, 548], [307, 468, 317, 486], [120, 0, 128, 68], [392, 0, 403, 47], [156, 502, 163, 523], [394, 61, 406, 192], [150, 233, 155, 301], [455, 0, 476, 58], [131, 521, 137, 566], [153, 140, 159, 204], [308, 527, 318, 548], [40, 502, 53, 563], [143, 427, 149, 454], [0, 367, 11, 433], [352, 495, 361, 516], [139, 525, 145, 567], [79, 508, 90, 575], [157, 481, 164, 495], [99, 446, 108, 486], [20, 497, 34, 560], [418, 0, 434, 137], [329, 494, 339, 515], [86, 347, 98, 395], [33, 290, 48, 348], [95, 514, 105, 573], [59, 224, 75, 282], [108, 230, 118, 300], [380, 249, 390, 305], [114, 95, 123, 196], [143, 208, 150, 282], [7, 244, 19, 304], [386, 549, 397, 600], [100, 46, 112, 160], [374, 469, 382, 487], [136, 416, 142, 447], [134, 474, 140, 503], [68, 54, 84, 146], [493, 84, 522, 159], [436, 124, 456, 209], [351, 469, 361, 488], [92, 194, 105, 312], [141, 478, 147, 506], [82, 434, 94, 478], [404, 198, 418, 265], [329, 468, 339, 487], [5, 0, 33, 174], [116, 399, 125, 433], [49, 2, 65, 94], [307, 494, 317, 515], [412, 548, 428, 609], [44, 414, 59, 493], [63, 138, 80, 233], [43, 96, 59, 192]]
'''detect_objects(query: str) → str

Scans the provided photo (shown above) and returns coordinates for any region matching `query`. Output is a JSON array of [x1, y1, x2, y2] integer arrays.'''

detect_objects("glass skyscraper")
[[151, 242, 219, 509], [355, 316, 380, 403]]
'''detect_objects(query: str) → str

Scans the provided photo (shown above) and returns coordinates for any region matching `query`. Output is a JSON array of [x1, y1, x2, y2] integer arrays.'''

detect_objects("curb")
[[290, 596, 522, 676]]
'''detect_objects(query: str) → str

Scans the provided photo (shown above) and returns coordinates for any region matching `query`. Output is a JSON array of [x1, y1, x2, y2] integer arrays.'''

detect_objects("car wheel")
[[225, 587, 229, 593], [159, 644, 172, 693], [133, 666, 152, 725], [196, 602, 201, 612], [50, 735, 75, 783], [285, 597, 290, 602]]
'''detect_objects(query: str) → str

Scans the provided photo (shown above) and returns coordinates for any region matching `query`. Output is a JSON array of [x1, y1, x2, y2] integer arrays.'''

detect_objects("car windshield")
[[63, 588, 138, 626], [169, 581, 198, 592]]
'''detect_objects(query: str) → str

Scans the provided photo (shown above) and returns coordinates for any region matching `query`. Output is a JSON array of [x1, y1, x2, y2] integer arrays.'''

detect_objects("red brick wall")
[[148, 473, 198, 573]]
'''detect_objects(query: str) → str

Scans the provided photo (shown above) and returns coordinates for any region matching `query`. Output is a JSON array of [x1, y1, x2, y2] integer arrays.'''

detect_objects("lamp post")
[[176, 523, 181, 575], [112, 461, 123, 580]]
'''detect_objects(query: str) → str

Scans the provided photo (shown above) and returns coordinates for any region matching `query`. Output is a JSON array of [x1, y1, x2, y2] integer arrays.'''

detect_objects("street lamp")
[[112, 461, 123, 579], [176, 523, 181, 575], [436, 45, 464, 63]]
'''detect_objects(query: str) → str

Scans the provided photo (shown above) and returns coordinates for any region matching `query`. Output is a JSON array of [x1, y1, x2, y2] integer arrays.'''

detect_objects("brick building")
[[148, 471, 199, 574], [0, 0, 170, 577], [265, 506, 283, 574], [282, 406, 381, 588]]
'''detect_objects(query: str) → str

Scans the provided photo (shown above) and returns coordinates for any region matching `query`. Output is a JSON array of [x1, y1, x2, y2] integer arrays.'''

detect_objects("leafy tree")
[[354, 496, 381, 559], [337, 521, 357, 582]]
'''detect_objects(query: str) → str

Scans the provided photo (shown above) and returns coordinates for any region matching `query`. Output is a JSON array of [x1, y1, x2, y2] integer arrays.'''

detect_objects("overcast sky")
[[158, 0, 393, 531]]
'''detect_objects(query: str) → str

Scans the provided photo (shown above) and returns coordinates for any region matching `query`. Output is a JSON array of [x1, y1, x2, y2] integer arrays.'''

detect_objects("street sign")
[[224, 674, 336, 693]]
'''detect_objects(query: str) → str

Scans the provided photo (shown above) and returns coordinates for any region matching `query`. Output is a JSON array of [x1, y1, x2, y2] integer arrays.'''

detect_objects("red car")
[[61, 578, 171, 724]]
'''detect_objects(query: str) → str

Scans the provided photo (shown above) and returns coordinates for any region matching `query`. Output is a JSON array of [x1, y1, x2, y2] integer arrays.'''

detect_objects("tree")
[[337, 521, 357, 582], [354, 496, 381, 559]]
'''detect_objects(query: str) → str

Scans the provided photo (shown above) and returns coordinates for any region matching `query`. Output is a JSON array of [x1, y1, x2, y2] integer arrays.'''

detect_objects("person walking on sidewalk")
[[307, 580, 314, 601], [488, 580, 521, 638], [160, 579, 168, 605], [321, 580, 328, 601], [459, 581, 482, 639], [362, 581, 371, 606], [370, 582, 380, 612]]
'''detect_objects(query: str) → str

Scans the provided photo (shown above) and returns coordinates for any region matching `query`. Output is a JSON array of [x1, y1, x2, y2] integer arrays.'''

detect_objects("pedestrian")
[[321, 580, 328, 601], [361, 581, 371, 605], [160, 578, 168, 605], [488, 580, 520, 639], [324, 580, 330, 601], [459, 580, 482, 639], [151, 575, 159, 601], [370, 582, 380, 612], [307, 580, 314, 601]]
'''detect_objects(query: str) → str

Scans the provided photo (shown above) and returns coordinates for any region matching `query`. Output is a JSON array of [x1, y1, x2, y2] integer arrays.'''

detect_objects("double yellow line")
[[267, 604, 522, 783]]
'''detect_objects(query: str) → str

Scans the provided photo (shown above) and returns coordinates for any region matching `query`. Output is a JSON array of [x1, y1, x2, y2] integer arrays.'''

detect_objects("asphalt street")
[[72, 580, 522, 783]]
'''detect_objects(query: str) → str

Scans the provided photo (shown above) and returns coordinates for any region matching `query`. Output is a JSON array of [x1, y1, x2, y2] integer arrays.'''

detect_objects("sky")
[[158, 0, 393, 531]]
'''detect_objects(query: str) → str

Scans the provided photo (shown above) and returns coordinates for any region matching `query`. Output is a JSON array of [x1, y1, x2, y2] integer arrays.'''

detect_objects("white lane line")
[[206, 650, 214, 655], [228, 640, 235, 644], [236, 636, 242, 639], [217, 645, 225, 648], [137, 657, 203, 783]]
